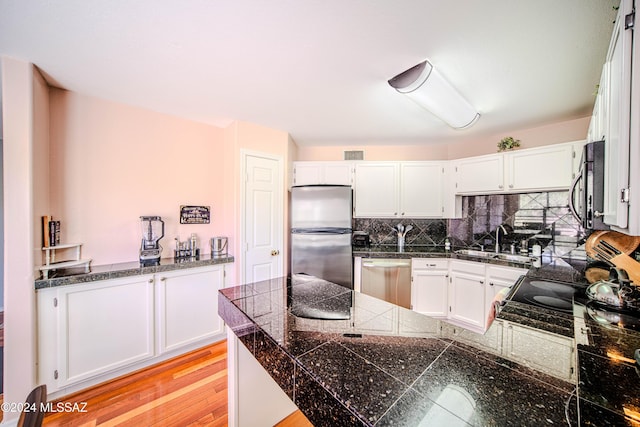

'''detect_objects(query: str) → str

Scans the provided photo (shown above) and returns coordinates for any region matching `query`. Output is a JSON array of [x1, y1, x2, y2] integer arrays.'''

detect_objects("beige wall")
[[222, 120, 292, 284], [49, 89, 227, 265], [295, 116, 590, 161], [1, 57, 47, 422]]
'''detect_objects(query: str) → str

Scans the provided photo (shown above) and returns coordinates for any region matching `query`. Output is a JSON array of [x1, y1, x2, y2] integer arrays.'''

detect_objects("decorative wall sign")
[[180, 205, 210, 224]]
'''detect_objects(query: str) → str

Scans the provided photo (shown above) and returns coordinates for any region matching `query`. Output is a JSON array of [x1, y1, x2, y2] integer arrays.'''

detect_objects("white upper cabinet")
[[354, 161, 445, 218], [292, 161, 353, 187], [453, 141, 578, 195], [504, 143, 574, 192], [602, 0, 633, 231], [400, 162, 444, 217], [452, 154, 504, 194], [354, 162, 399, 217]]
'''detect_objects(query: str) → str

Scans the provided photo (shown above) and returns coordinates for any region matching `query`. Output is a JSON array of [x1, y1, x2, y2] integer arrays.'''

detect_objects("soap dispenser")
[[444, 237, 451, 251]]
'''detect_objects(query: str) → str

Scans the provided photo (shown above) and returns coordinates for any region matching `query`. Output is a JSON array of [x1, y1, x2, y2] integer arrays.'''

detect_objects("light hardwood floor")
[[41, 340, 312, 427]]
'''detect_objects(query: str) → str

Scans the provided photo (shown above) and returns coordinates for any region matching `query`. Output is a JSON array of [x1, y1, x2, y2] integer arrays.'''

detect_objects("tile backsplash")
[[353, 190, 585, 254]]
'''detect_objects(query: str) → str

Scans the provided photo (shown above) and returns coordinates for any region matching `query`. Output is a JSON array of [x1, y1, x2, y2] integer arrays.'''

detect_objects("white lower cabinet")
[[503, 321, 576, 381], [448, 261, 487, 331], [157, 266, 226, 353], [411, 259, 448, 317], [37, 264, 227, 396], [411, 259, 525, 334], [38, 275, 156, 389]]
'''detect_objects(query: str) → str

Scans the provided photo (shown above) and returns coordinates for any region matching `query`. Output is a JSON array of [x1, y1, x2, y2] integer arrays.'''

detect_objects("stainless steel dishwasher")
[[360, 258, 412, 309]]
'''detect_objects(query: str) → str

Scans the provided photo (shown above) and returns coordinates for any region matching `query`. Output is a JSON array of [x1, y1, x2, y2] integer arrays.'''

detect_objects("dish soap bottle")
[[444, 237, 451, 252]]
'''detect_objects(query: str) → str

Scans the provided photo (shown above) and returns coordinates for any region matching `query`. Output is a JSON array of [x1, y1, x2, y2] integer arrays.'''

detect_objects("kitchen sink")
[[454, 249, 494, 258], [493, 253, 534, 263], [455, 249, 533, 264]]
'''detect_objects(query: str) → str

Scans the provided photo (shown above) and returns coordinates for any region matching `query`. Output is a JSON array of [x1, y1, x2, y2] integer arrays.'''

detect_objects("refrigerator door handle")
[[291, 228, 352, 234]]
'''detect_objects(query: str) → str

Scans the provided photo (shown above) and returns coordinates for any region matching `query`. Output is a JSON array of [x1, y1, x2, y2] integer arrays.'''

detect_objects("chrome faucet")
[[495, 224, 508, 253]]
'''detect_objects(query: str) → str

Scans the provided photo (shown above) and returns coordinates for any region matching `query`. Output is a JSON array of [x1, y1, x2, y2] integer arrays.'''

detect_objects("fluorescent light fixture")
[[388, 60, 480, 129]]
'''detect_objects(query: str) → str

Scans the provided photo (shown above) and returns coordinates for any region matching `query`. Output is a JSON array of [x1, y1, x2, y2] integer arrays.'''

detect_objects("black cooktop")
[[508, 276, 640, 331]]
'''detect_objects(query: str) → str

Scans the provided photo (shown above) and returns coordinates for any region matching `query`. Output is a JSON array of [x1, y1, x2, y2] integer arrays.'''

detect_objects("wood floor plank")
[[43, 341, 229, 427], [43, 340, 314, 427]]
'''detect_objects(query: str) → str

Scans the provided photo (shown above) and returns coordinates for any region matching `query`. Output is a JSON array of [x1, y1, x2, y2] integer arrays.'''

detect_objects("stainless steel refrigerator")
[[290, 185, 353, 289]]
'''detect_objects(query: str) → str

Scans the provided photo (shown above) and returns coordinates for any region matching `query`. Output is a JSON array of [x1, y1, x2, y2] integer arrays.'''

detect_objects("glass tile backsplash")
[[353, 191, 585, 254]]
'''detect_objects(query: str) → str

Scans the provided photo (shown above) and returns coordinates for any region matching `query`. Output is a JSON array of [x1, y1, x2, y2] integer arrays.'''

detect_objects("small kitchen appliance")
[[139, 216, 164, 266]]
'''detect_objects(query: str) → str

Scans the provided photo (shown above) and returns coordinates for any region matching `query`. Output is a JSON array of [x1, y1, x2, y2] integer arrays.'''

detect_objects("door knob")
[[271, 249, 280, 256]]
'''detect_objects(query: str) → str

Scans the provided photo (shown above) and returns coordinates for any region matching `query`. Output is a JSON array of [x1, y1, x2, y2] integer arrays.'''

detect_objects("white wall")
[[1, 56, 45, 423], [48, 89, 227, 265]]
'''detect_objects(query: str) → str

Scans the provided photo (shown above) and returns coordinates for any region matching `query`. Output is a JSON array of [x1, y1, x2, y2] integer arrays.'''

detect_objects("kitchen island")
[[219, 256, 640, 426]]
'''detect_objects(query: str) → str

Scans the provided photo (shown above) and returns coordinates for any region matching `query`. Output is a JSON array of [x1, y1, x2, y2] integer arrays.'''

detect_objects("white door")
[[243, 152, 283, 283]]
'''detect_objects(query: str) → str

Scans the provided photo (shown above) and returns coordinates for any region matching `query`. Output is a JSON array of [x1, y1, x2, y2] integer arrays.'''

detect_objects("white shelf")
[[39, 243, 91, 279]]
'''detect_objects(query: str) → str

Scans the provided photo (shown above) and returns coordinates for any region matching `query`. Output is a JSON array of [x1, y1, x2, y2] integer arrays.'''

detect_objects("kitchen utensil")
[[210, 236, 228, 257], [585, 231, 640, 284], [586, 230, 640, 256], [586, 268, 640, 311], [139, 216, 164, 266], [584, 260, 611, 284]]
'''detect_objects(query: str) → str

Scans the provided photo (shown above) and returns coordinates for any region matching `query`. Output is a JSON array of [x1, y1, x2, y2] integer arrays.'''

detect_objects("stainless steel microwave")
[[569, 140, 609, 230]]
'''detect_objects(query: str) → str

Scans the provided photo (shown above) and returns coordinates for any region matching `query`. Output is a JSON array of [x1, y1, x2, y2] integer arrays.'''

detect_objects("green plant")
[[497, 136, 521, 152]]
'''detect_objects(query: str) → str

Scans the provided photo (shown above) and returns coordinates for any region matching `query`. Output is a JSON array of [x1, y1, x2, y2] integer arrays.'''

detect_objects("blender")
[[139, 216, 165, 266]]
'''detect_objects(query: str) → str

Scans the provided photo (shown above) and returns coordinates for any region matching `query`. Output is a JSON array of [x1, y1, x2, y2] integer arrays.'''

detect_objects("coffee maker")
[[140, 216, 164, 266]]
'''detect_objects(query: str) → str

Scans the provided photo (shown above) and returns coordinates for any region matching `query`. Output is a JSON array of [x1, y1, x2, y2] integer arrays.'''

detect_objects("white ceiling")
[[0, 0, 619, 147]]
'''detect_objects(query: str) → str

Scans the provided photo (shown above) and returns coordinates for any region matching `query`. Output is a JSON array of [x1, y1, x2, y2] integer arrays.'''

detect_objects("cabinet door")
[[503, 322, 575, 381], [354, 162, 399, 217], [448, 271, 486, 331], [293, 162, 324, 186], [505, 144, 574, 192], [323, 162, 353, 186], [57, 275, 155, 387], [453, 155, 504, 194], [157, 266, 225, 353], [400, 162, 444, 217], [603, 0, 633, 229], [411, 269, 448, 317], [293, 162, 353, 186]]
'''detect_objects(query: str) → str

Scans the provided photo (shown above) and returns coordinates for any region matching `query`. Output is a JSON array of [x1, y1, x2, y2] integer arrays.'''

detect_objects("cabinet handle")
[[479, 280, 484, 284], [401, 212, 405, 216], [509, 184, 513, 189], [160, 277, 166, 282], [489, 282, 494, 286], [148, 278, 154, 284], [498, 185, 503, 189]]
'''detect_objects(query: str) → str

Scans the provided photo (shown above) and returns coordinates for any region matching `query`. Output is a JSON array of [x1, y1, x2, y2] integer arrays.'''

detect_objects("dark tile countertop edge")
[[34, 254, 235, 289], [354, 244, 589, 277], [219, 277, 582, 427]]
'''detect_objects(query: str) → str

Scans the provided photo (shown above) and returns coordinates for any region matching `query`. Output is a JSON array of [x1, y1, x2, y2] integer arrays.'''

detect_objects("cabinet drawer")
[[449, 260, 486, 276], [411, 258, 448, 270]]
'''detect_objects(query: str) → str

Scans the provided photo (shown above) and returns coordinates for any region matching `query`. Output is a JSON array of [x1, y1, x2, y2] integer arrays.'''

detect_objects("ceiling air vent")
[[344, 150, 364, 161]]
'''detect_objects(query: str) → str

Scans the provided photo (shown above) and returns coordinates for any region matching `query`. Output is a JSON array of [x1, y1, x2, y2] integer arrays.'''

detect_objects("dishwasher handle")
[[362, 259, 411, 268]]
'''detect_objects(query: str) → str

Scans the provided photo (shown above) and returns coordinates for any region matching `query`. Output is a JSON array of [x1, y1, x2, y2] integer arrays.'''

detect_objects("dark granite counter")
[[497, 256, 640, 426], [354, 244, 537, 269], [220, 272, 600, 426], [34, 254, 234, 289]]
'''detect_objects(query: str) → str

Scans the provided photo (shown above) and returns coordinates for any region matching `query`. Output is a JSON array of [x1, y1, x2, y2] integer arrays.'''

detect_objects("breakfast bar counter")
[[218, 265, 640, 426]]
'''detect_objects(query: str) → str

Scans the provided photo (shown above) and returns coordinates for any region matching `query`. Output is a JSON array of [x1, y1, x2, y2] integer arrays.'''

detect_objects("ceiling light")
[[388, 60, 480, 129]]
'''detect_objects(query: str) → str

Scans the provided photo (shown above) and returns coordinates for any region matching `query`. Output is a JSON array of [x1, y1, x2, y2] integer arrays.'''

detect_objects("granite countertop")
[[34, 254, 234, 289], [354, 244, 540, 269], [219, 254, 640, 427]]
